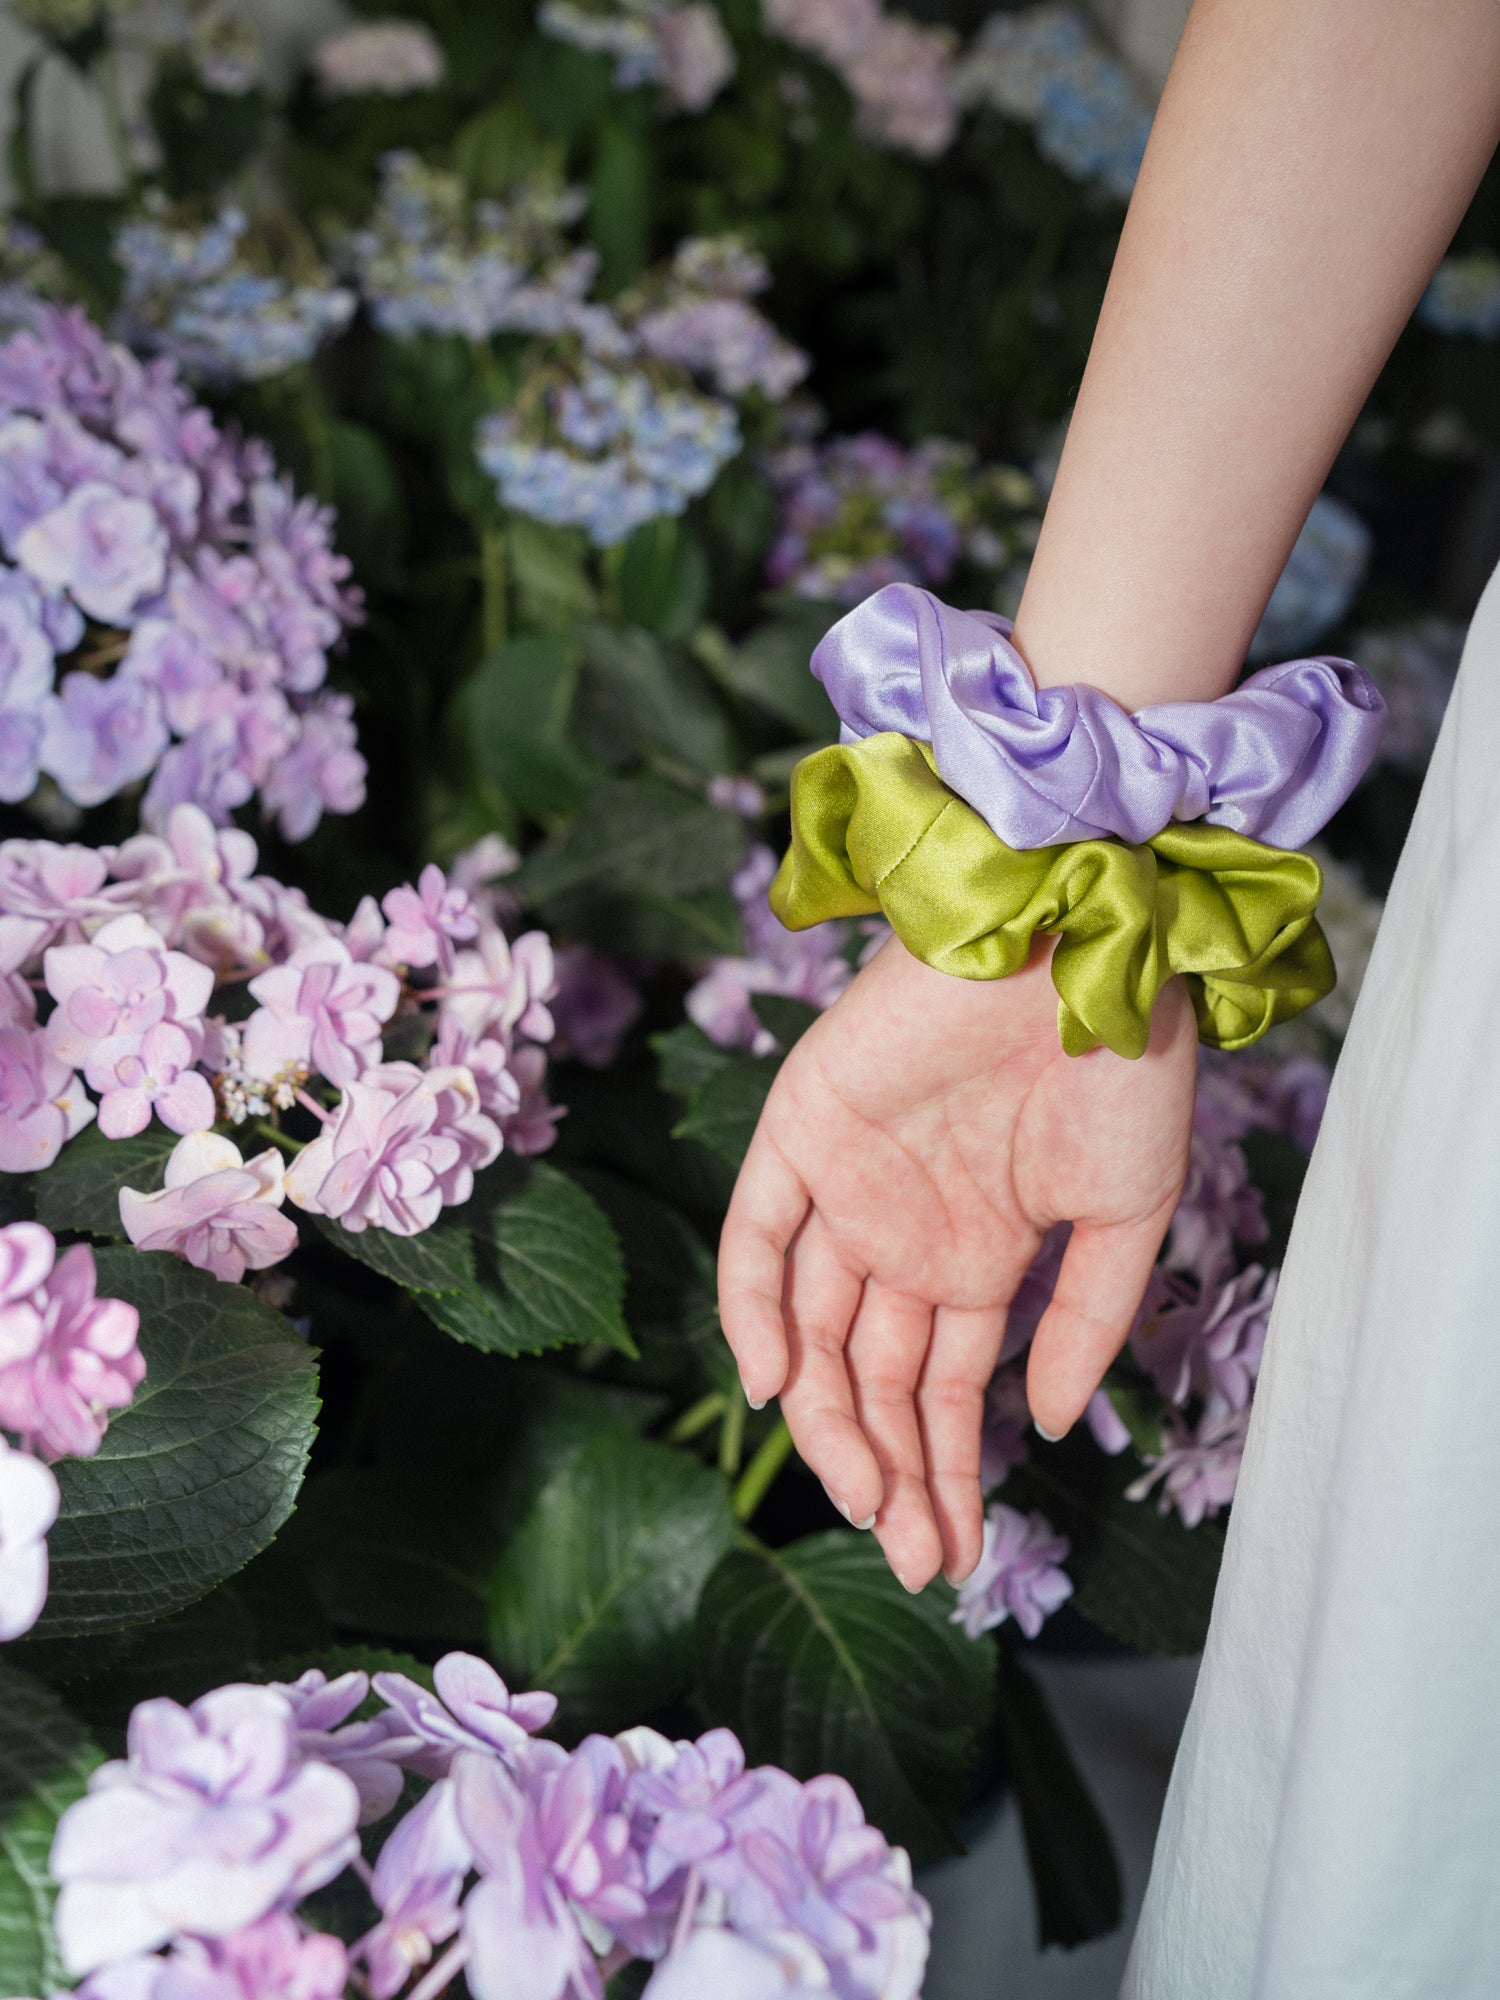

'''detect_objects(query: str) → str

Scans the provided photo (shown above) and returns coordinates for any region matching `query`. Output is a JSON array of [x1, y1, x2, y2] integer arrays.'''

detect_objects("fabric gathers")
[[771, 733, 1335, 1058], [813, 581, 1386, 851]]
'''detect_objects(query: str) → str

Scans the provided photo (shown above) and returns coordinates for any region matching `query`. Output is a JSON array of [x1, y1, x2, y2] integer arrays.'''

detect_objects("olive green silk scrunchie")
[[769, 732, 1335, 1059]]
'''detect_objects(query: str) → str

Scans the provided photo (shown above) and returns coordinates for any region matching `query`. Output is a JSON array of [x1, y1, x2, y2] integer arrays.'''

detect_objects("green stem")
[[732, 1418, 793, 1523], [717, 1392, 747, 1478], [252, 1121, 307, 1155], [666, 1391, 726, 1446], [481, 527, 508, 653]]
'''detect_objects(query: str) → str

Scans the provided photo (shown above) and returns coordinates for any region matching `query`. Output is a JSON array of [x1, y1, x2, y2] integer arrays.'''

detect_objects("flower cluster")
[[951, 3, 1152, 201], [480, 361, 741, 547], [0, 299, 365, 837], [1419, 251, 1500, 339], [631, 236, 810, 403], [311, 19, 448, 98], [764, 427, 1041, 606], [51, 1651, 932, 2000], [0, 1221, 143, 1640], [763, 0, 958, 157], [0, 812, 562, 1271], [346, 154, 599, 345], [1248, 492, 1371, 662], [14, 0, 261, 94], [539, 0, 737, 112], [113, 200, 356, 387]]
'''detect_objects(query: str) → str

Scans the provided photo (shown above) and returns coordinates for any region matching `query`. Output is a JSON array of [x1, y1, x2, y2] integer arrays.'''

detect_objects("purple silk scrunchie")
[[812, 582, 1387, 851]]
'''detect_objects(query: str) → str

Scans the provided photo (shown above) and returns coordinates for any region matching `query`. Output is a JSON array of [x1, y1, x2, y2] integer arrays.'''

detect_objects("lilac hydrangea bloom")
[[49, 1684, 362, 1975], [0, 1022, 94, 1171], [43, 913, 214, 1069], [1126, 1406, 1250, 1528], [0, 1430, 58, 1641], [0, 837, 112, 972], [270, 1669, 411, 1826], [381, 864, 480, 976], [951, 1502, 1073, 1641], [0, 1239, 144, 1460], [0, 302, 363, 832], [75, 1912, 349, 2000], [243, 937, 401, 1087], [549, 944, 641, 1069], [372, 1652, 559, 1780], [1132, 1263, 1276, 1416], [85, 1019, 216, 1139], [40, 670, 171, 809], [119, 1132, 298, 1286], [686, 844, 853, 1054], [359, 1778, 472, 1999]]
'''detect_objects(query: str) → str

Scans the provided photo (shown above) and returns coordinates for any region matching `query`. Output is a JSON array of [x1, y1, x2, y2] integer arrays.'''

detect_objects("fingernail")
[[832, 1494, 853, 1523], [853, 1514, 876, 1531], [747, 1396, 767, 1412], [945, 1563, 976, 1588], [1035, 1420, 1065, 1443], [895, 1571, 923, 1596]]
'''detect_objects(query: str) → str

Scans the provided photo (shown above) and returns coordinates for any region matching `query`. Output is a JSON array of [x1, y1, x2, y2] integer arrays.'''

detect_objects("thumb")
[[1025, 1209, 1172, 1439]]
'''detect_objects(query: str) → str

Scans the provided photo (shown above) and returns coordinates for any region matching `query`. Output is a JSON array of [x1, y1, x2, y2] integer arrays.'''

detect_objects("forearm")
[[1013, 0, 1500, 710]]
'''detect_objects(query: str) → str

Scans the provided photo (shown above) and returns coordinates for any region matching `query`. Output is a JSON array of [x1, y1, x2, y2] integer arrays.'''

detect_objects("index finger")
[[718, 1124, 811, 1405]]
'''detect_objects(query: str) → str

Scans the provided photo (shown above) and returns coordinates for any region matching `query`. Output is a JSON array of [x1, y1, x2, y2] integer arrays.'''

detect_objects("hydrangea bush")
[[0, 0, 1486, 1983]]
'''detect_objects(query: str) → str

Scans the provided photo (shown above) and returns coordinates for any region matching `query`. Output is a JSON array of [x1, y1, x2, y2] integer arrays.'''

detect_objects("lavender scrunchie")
[[812, 582, 1387, 851]]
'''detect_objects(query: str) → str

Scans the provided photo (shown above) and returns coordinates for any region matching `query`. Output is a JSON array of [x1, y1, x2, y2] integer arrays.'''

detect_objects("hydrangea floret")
[[0, 299, 366, 837], [0, 1220, 143, 1640], [537, 0, 736, 111], [312, 20, 448, 98], [49, 1651, 933, 2000], [762, 0, 958, 157], [0, 811, 563, 1269]]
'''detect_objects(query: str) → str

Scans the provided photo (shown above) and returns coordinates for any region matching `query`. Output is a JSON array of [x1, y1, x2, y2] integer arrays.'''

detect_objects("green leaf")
[[517, 776, 745, 908], [325, 421, 407, 582], [614, 519, 709, 641], [470, 630, 593, 821], [574, 1173, 736, 1398], [652, 1023, 734, 1099], [62, 1587, 261, 1737], [506, 519, 599, 632], [995, 1644, 1122, 1948], [453, 99, 554, 197], [487, 1163, 634, 1358], [34, 1122, 180, 1239], [696, 607, 841, 738], [32, 1251, 319, 1638], [694, 1533, 994, 1863], [580, 624, 734, 777], [0, 1665, 101, 1998], [319, 1169, 632, 1360], [1006, 1445, 1225, 1657], [589, 114, 652, 291], [489, 1437, 736, 1734], [673, 1052, 780, 1170], [281, 1469, 495, 1645], [541, 884, 742, 963]]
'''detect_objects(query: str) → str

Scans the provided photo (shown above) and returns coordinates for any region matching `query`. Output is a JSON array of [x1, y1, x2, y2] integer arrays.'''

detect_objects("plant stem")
[[252, 1121, 307, 1155], [732, 1418, 793, 1522], [666, 1390, 726, 1445], [481, 526, 508, 653], [718, 1391, 747, 1478]]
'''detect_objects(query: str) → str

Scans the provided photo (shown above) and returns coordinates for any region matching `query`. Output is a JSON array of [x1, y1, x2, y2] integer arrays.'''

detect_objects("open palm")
[[718, 936, 1197, 1591]]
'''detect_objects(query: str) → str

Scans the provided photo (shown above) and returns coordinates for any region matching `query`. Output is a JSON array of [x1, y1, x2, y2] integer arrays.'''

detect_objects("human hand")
[[717, 935, 1197, 1591]]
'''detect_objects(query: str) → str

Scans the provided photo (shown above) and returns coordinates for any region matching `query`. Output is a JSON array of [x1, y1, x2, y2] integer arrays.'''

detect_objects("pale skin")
[[719, 0, 1500, 1593]]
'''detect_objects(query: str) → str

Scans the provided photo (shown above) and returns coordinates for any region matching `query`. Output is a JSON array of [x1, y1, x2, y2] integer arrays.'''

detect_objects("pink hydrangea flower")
[[441, 924, 555, 1047], [951, 1502, 1073, 1640], [76, 1913, 349, 2000], [283, 1060, 501, 1236], [40, 670, 171, 809], [84, 1019, 215, 1139], [0, 1240, 143, 1460], [109, 804, 267, 967], [497, 1044, 562, 1157], [0, 1432, 58, 1642], [0, 836, 112, 971], [15, 480, 168, 624], [120, 1131, 299, 1285], [259, 690, 368, 845], [243, 936, 401, 1087], [0, 1022, 94, 1170], [44, 911, 214, 1067], [380, 864, 479, 976], [49, 1684, 362, 1975]]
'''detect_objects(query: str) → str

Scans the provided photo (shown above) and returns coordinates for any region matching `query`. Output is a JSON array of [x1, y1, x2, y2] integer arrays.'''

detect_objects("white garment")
[[1123, 560, 1500, 1999]]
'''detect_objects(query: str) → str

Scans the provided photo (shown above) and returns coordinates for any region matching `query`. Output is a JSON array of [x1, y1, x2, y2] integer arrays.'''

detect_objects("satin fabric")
[[771, 733, 1334, 1059], [813, 582, 1386, 852]]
